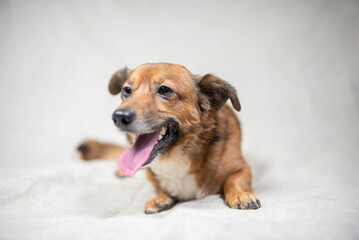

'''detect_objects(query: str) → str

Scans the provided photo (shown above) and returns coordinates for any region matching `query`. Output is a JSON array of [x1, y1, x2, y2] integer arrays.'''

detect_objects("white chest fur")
[[150, 153, 199, 200]]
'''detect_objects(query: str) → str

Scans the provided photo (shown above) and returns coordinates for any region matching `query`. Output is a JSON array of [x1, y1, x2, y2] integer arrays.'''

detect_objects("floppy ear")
[[108, 67, 130, 95], [197, 74, 241, 112]]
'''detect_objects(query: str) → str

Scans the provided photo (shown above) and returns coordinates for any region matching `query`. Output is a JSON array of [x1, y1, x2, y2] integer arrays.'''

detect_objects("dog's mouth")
[[118, 120, 179, 176]]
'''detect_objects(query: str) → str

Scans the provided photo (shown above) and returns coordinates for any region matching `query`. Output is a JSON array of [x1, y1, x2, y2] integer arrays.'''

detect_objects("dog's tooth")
[[158, 135, 162, 141], [161, 127, 166, 136]]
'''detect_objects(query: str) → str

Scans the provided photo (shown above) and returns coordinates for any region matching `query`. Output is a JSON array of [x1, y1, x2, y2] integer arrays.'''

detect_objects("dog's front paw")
[[225, 191, 261, 210], [144, 194, 174, 214]]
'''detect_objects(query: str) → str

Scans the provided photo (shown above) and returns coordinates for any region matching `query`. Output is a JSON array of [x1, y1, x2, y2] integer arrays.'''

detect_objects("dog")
[[78, 63, 261, 213]]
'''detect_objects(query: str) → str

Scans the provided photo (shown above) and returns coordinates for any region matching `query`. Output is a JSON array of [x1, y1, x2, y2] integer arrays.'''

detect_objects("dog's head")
[[109, 63, 240, 176]]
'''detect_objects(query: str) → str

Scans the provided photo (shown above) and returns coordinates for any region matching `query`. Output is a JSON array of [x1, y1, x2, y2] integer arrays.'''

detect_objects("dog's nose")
[[112, 109, 136, 127]]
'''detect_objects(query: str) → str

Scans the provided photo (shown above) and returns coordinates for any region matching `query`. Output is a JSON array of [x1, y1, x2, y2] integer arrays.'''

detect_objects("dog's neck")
[[178, 109, 222, 161]]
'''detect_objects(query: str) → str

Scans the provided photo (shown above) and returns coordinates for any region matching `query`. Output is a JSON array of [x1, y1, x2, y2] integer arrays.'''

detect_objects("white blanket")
[[0, 0, 358, 239], [1, 157, 358, 240]]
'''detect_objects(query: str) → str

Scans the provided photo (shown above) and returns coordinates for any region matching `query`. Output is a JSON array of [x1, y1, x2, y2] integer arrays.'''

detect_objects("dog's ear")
[[108, 67, 130, 95], [197, 74, 241, 112]]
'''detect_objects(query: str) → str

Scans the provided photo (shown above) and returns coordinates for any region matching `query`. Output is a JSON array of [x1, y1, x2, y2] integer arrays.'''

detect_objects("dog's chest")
[[150, 154, 199, 200]]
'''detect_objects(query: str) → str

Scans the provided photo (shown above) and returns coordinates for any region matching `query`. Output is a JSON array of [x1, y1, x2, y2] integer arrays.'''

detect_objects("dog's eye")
[[122, 87, 132, 98], [157, 86, 173, 97]]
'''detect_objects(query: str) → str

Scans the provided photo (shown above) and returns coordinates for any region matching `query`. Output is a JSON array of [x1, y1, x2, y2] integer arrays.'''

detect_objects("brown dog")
[[78, 63, 260, 213]]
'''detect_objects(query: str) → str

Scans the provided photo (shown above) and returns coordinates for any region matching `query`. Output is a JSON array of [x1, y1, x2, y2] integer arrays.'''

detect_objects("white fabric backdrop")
[[0, 0, 358, 239]]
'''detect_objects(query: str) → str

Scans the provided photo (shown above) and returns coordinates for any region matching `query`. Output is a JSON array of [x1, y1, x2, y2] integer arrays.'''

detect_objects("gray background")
[[0, 0, 358, 239]]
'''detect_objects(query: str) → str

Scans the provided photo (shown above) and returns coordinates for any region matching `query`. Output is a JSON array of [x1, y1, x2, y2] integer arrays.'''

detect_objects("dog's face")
[[111, 63, 198, 134], [109, 63, 241, 176]]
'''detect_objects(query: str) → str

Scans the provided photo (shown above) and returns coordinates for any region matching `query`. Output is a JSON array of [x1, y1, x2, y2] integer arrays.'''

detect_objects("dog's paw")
[[77, 140, 102, 160], [225, 191, 261, 210], [115, 169, 127, 178], [144, 194, 174, 214]]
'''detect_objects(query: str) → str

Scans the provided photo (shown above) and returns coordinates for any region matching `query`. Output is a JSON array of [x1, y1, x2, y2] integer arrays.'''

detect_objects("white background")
[[0, 0, 358, 239]]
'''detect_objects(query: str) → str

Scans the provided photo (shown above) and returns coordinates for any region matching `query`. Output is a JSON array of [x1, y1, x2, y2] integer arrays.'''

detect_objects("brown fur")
[[77, 140, 126, 160], [78, 63, 260, 213]]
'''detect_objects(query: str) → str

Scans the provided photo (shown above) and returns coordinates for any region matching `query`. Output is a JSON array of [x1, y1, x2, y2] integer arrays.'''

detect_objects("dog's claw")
[[145, 195, 174, 214], [145, 204, 170, 214], [226, 191, 261, 210], [156, 203, 170, 211], [144, 209, 158, 214]]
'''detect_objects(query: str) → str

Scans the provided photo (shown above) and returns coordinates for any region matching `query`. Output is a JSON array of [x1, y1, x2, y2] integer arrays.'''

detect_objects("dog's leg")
[[77, 140, 127, 177], [223, 163, 261, 210], [144, 169, 175, 214]]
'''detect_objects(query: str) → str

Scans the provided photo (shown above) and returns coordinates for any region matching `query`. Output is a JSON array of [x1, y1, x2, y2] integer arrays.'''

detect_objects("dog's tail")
[[77, 140, 126, 161]]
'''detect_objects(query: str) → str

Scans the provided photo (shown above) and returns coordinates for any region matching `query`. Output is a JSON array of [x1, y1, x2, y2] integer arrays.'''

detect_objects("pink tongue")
[[118, 130, 161, 176]]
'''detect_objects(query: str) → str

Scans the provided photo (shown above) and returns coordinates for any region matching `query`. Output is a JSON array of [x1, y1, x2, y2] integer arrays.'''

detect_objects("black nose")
[[112, 109, 136, 127]]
